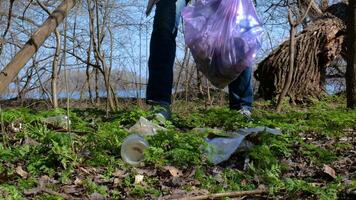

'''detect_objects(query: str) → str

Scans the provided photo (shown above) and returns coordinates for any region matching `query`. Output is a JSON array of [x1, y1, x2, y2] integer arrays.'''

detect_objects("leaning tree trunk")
[[346, 1, 356, 108], [255, 3, 348, 102], [0, 0, 77, 95]]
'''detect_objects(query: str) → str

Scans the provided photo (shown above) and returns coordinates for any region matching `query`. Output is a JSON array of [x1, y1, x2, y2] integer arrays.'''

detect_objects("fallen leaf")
[[23, 137, 40, 146], [42, 188, 73, 200], [213, 174, 224, 183], [74, 177, 83, 186], [136, 168, 156, 176], [113, 169, 125, 178], [79, 167, 90, 175], [323, 164, 336, 179], [8, 121, 23, 133], [24, 187, 42, 195], [172, 177, 184, 186], [0, 169, 8, 183], [164, 166, 183, 177], [258, 184, 267, 190], [94, 175, 104, 184], [62, 185, 79, 194], [89, 192, 106, 200], [16, 166, 28, 178], [188, 168, 196, 178], [171, 188, 186, 195], [38, 175, 51, 188], [91, 167, 98, 173], [134, 174, 144, 184], [311, 182, 324, 187], [113, 178, 120, 187]]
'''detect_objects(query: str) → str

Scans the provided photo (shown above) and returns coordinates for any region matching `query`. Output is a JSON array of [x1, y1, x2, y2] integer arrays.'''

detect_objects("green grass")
[[0, 96, 354, 199]]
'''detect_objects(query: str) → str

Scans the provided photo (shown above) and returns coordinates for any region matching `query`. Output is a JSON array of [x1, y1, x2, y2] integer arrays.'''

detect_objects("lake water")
[[1, 89, 147, 100], [0, 81, 344, 100]]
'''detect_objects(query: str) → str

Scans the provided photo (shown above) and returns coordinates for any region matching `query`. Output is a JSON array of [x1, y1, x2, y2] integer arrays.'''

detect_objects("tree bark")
[[255, 2, 347, 102], [0, 0, 15, 56], [36, 0, 61, 108], [173, 47, 189, 102], [87, 0, 115, 111], [0, 0, 77, 95], [276, 1, 313, 111], [347, 1, 356, 108], [86, 39, 94, 104], [299, 0, 323, 20], [276, 10, 297, 112]]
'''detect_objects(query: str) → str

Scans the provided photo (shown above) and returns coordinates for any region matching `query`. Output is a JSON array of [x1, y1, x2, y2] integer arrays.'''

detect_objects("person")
[[146, 0, 254, 119]]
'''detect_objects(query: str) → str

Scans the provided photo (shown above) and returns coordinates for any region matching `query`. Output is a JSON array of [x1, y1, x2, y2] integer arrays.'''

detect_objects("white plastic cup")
[[120, 134, 149, 166]]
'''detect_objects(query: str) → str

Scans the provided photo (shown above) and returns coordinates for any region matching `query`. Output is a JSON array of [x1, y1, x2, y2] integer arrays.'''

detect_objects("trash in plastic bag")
[[182, 0, 263, 88], [41, 115, 71, 130], [202, 127, 281, 164], [121, 117, 167, 166]]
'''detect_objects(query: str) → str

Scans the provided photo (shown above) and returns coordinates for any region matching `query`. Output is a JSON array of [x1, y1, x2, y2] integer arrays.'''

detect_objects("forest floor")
[[0, 95, 355, 200]]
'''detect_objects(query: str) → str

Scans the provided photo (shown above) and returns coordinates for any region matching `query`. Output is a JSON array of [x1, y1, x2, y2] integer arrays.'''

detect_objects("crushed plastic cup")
[[42, 115, 71, 130], [121, 117, 167, 166], [120, 134, 149, 166]]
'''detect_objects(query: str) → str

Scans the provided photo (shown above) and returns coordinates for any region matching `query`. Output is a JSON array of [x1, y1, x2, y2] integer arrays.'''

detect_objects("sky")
[[1, 0, 344, 99]]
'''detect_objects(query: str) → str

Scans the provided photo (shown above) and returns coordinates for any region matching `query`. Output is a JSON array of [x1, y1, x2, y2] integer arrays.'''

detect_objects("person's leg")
[[146, 0, 186, 106], [146, 0, 187, 119], [228, 67, 253, 111]]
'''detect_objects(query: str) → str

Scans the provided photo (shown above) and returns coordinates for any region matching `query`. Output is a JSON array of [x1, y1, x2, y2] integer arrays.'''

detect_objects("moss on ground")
[[0, 95, 355, 199]]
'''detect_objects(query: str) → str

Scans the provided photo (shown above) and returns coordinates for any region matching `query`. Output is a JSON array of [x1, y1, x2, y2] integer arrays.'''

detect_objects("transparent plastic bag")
[[42, 115, 71, 130], [203, 127, 281, 164], [182, 0, 263, 88], [128, 116, 167, 136]]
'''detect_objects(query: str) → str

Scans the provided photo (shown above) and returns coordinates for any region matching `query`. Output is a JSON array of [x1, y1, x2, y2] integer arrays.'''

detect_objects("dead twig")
[[24, 187, 76, 200], [176, 189, 267, 200]]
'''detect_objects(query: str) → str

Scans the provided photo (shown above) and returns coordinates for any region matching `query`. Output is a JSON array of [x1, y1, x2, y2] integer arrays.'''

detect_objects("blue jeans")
[[146, 0, 253, 111]]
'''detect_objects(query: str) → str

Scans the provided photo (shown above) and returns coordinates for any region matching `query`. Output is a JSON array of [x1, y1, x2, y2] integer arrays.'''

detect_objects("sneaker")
[[237, 108, 252, 118], [149, 102, 172, 121]]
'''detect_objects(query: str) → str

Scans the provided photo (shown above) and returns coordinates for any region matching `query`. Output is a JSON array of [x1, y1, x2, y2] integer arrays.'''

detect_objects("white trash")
[[120, 134, 149, 166], [121, 117, 166, 166]]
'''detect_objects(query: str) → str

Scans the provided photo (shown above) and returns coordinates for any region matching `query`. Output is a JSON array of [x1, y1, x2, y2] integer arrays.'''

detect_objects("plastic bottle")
[[120, 134, 149, 166]]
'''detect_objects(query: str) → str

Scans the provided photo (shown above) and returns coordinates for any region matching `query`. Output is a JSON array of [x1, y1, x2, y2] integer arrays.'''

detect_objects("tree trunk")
[[87, 0, 115, 111], [86, 42, 94, 104], [197, 69, 204, 99], [51, 29, 61, 108], [347, 1, 356, 108], [0, 0, 15, 56], [255, 3, 347, 102], [173, 47, 189, 102], [95, 68, 100, 104], [276, 1, 313, 111], [276, 10, 297, 112], [0, 0, 77, 95]]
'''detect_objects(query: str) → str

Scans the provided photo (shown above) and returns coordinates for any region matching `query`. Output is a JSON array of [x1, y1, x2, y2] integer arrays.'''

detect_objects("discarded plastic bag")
[[41, 115, 71, 130], [182, 0, 263, 88], [128, 116, 167, 136], [202, 127, 281, 164]]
